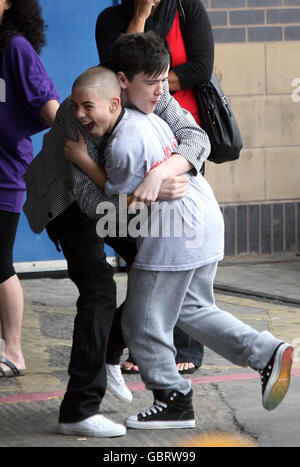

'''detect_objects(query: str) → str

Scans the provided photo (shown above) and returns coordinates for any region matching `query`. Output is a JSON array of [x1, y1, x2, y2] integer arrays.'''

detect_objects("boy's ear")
[[109, 96, 121, 113], [117, 71, 129, 89]]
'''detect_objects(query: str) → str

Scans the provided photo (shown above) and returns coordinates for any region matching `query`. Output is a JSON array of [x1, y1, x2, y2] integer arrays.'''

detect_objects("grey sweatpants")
[[121, 262, 281, 395]]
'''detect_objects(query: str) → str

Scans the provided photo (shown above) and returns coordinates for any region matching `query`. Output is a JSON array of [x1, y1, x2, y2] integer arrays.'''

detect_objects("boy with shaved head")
[[67, 66, 123, 189], [65, 32, 293, 432]]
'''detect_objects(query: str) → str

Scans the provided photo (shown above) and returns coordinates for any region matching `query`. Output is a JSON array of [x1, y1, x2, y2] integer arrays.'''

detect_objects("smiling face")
[[71, 85, 120, 138], [119, 68, 169, 115]]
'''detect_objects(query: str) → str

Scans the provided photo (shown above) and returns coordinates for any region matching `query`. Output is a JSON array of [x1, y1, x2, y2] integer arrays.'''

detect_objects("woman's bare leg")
[[0, 274, 25, 371]]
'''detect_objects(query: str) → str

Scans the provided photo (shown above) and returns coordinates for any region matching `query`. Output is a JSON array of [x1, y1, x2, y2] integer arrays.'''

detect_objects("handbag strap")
[[177, 0, 186, 33]]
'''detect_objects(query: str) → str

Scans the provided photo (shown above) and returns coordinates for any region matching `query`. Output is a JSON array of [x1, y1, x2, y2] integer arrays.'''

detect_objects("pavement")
[[0, 254, 300, 451]]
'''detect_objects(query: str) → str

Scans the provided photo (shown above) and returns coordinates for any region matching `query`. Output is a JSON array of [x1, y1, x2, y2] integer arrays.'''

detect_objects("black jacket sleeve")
[[174, 0, 214, 89]]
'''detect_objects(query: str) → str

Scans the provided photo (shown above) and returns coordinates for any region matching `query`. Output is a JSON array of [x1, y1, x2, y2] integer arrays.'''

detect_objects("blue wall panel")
[[14, 0, 116, 263]]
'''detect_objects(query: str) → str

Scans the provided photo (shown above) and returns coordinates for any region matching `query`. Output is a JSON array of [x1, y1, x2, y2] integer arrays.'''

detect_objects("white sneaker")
[[57, 414, 126, 438], [106, 364, 133, 403]]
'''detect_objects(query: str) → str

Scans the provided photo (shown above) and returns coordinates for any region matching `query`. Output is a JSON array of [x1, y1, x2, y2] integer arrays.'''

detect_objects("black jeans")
[[47, 202, 118, 422], [47, 202, 137, 422]]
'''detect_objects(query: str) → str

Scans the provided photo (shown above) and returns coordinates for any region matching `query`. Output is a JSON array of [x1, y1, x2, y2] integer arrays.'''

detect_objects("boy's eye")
[[146, 78, 167, 85]]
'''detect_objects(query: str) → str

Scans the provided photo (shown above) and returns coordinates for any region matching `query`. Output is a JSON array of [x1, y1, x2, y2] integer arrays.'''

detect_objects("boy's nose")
[[155, 83, 164, 96], [75, 107, 85, 119]]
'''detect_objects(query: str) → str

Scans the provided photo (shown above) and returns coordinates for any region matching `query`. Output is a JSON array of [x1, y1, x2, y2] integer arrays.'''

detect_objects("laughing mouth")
[[81, 121, 95, 132], [87, 122, 95, 132]]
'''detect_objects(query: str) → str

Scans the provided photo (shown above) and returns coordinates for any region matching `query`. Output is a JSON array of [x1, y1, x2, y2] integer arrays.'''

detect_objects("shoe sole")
[[56, 425, 126, 438], [178, 368, 198, 375], [125, 419, 196, 430], [263, 344, 293, 411], [0, 369, 26, 378]]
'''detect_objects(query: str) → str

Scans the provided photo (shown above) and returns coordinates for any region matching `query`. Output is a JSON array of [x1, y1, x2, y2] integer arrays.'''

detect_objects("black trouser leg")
[[47, 203, 116, 423], [0, 210, 20, 283], [174, 327, 204, 367]]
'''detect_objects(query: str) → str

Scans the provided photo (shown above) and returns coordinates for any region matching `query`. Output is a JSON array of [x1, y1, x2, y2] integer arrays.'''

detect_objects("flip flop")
[[0, 357, 25, 378], [177, 364, 199, 375], [121, 360, 139, 375]]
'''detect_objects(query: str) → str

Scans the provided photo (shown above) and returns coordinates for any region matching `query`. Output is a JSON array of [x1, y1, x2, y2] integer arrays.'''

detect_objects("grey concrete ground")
[[0, 255, 300, 450]]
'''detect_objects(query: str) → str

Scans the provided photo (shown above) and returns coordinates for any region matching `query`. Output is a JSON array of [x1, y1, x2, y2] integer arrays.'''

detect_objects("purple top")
[[0, 35, 59, 212]]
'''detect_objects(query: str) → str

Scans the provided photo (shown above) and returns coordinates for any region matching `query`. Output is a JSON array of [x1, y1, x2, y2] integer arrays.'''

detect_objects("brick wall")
[[203, 0, 300, 42], [201, 2, 300, 257]]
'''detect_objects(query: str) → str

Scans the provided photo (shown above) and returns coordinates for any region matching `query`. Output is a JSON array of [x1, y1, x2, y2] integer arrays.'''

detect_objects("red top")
[[166, 10, 201, 126]]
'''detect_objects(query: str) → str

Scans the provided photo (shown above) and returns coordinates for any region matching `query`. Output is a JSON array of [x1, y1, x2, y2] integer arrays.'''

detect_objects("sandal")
[[121, 359, 139, 375], [0, 356, 25, 378], [176, 363, 199, 375]]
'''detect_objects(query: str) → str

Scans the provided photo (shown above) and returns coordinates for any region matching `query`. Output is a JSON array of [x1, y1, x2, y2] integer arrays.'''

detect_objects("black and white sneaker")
[[125, 389, 196, 429], [259, 342, 293, 411]]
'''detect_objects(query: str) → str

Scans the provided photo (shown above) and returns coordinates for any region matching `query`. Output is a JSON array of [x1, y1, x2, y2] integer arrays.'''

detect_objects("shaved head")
[[71, 66, 122, 138], [72, 66, 121, 100]]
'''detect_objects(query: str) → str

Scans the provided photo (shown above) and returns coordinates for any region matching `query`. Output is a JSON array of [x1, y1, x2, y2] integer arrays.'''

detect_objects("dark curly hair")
[[0, 0, 46, 54]]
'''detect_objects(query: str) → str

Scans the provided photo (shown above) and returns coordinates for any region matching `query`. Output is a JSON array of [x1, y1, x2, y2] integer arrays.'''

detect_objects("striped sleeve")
[[154, 81, 210, 174]]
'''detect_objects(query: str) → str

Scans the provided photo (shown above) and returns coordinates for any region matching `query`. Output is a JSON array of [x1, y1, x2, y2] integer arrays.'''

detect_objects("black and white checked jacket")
[[24, 83, 210, 234]]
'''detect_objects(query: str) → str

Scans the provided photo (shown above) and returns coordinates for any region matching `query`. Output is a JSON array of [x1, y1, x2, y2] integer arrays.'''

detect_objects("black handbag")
[[177, 0, 242, 164], [195, 74, 243, 164]]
